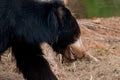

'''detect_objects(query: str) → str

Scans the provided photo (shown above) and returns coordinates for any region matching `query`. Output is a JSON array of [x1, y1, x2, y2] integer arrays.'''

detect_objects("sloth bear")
[[0, 0, 80, 80]]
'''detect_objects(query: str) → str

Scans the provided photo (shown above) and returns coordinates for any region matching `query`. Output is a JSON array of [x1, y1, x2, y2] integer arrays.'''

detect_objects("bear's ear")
[[57, 7, 63, 19]]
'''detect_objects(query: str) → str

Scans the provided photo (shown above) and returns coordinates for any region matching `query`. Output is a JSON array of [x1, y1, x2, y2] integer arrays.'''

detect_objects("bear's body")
[[0, 0, 80, 80]]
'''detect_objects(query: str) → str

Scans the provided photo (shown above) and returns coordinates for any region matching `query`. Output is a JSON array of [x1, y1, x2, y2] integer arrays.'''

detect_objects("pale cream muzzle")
[[64, 38, 85, 60]]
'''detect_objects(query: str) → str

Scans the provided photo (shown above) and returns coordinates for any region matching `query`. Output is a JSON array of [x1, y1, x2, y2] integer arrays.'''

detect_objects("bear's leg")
[[12, 43, 57, 80]]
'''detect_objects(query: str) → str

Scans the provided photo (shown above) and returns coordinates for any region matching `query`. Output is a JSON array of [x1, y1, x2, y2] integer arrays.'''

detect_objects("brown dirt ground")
[[0, 17, 120, 80]]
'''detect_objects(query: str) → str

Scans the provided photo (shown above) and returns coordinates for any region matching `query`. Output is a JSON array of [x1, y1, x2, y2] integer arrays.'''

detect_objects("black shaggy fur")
[[0, 0, 80, 80]]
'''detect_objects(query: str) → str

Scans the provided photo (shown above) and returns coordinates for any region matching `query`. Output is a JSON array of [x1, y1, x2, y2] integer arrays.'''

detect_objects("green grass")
[[83, 0, 120, 18], [97, 48, 108, 54]]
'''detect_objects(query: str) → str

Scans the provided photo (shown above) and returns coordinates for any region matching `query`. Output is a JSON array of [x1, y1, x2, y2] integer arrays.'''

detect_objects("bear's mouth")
[[64, 39, 85, 60], [69, 39, 82, 60], [69, 46, 76, 60]]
